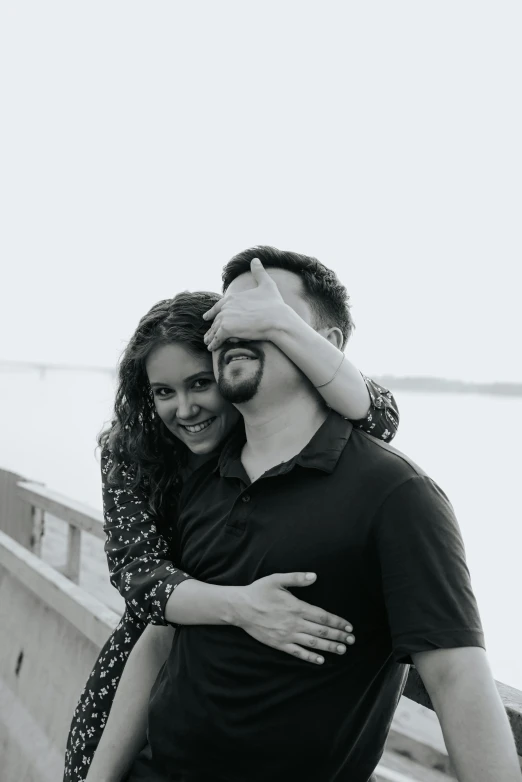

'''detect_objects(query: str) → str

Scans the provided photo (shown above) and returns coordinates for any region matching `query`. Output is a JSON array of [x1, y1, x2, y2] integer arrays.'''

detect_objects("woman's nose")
[[176, 396, 199, 421]]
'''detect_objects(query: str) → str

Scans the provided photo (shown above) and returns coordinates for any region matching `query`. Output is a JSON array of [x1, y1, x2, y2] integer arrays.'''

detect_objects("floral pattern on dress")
[[63, 378, 399, 781], [102, 453, 191, 626], [352, 375, 400, 442]]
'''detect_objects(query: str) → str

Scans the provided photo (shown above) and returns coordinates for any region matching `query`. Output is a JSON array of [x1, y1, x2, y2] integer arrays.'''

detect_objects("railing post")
[[63, 526, 82, 584], [30, 507, 45, 557]]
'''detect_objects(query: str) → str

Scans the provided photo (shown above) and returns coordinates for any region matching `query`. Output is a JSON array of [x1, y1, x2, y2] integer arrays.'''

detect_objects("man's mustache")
[[220, 340, 264, 359], [217, 340, 265, 369]]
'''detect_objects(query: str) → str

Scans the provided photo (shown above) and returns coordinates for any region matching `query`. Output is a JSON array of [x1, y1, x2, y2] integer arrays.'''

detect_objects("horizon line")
[[1, 359, 521, 396]]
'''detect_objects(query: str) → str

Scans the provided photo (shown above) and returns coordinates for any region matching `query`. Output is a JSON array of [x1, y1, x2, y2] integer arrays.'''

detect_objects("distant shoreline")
[[374, 375, 522, 397], [1, 360, 521, 397]]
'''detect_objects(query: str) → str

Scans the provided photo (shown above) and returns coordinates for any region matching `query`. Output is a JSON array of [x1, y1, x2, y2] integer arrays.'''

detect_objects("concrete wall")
[[0, 531, 118, 782]]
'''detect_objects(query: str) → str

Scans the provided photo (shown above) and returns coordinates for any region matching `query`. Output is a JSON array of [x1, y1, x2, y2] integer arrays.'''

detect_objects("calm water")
[[1, 369, 521, 688]]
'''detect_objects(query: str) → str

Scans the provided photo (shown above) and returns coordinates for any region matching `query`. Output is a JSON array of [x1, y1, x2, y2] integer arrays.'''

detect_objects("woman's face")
[[145, 342, 241, 455]]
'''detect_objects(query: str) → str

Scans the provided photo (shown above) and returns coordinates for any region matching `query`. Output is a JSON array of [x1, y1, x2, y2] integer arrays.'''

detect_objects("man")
[[129, 247, 520, 781]]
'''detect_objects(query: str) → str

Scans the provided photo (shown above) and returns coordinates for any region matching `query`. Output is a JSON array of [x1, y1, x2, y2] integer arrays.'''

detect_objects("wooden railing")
[[13, 478, 522, 761], [17, 480, 104, 584]]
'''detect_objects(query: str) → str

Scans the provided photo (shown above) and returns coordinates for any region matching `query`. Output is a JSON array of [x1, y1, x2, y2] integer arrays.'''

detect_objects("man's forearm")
[[85, 624, 174, 782], [426, 656, 521, 781]]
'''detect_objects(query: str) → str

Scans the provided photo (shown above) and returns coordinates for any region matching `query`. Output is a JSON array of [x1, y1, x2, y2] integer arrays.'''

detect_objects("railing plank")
[[64, 525, 82, 583], [497, 681, 522, 760], [0, 530, 118, 648], [30, 507, 45, 556], [17, 481, 105, 540]]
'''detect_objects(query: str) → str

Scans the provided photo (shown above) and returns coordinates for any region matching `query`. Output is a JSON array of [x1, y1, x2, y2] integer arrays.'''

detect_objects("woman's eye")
[[154, 388, 173, 398], [193, 378, 212, 390]]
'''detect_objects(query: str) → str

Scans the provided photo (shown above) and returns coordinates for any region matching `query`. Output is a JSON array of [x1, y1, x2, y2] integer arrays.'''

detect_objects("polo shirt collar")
[[216, 409, 353, 481]]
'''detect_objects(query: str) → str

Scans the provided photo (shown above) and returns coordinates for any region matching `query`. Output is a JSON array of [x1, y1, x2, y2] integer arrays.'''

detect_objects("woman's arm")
[[164, 572, 354, 664], [268, 303, 372, 419], [85, 624, 174, 782], [102, 450, 192, 626], [272, 314, 399, 440], [203, 259, 400, 441], [267, 305, 399, 438], [103, 454, 354, 660]]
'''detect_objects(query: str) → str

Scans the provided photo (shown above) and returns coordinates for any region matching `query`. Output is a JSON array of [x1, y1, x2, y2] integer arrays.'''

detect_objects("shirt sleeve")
[[349, 375, 400, 442], [372, 475, 485, 664], [101, 449, 193, 626]]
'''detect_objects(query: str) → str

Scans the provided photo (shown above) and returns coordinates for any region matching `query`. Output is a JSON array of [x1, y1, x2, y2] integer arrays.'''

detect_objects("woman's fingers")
[[279, 630, 355, 665], [294, 634, 350, 656], [273, 573, 354, 634], [207, 327, 226, 351], [250, 257, 270, 284], [202, 298, 224, 321], [301, 605, 353, 633], [282, 644, 325, 665], [204, 315, 222, 344], [300, 620, 355, 646], [272, 571, 317, 587]]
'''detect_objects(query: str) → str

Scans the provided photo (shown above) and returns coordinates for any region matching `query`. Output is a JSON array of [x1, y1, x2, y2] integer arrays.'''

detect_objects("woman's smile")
[[145, 342, 240, 454], [178, 416, 217, 435]]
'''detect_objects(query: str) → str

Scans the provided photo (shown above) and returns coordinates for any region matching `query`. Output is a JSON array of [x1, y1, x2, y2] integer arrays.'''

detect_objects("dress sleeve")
[[372, 475, 485, 664], [101, 450, 193, 626], [349, 375, 400, 442]]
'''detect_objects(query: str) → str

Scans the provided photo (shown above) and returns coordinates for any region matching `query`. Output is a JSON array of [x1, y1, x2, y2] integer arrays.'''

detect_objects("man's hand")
[[202, 258, 289, 350]]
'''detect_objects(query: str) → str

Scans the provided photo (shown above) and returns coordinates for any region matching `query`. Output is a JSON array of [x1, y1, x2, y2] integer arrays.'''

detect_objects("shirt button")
[[242, 494, 251, 503]]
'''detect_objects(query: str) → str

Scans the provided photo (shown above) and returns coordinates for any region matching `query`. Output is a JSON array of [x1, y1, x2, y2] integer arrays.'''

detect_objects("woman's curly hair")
[[98, 290, 221, 517]]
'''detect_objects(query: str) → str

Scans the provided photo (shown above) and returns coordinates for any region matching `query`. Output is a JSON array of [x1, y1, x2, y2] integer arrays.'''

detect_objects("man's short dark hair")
[[222, 245, 354, 348]]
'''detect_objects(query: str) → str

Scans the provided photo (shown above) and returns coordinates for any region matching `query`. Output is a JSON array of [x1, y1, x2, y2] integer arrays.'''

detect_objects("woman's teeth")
[[182, 417, 216, 434]]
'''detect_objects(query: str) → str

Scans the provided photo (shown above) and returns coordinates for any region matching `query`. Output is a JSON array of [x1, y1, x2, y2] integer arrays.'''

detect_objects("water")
[[1, 369, 521, 689]]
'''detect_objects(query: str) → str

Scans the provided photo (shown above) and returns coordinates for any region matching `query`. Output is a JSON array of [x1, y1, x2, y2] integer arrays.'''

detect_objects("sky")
[[1, 1, 521, 382]]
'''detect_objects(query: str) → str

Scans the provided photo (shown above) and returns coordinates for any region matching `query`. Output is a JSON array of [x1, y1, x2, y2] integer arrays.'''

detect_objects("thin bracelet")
[[314, 352, 345, 389]]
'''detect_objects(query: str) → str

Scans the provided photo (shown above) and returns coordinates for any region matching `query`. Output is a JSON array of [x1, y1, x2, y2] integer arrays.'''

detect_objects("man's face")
[[213, 269, 316, 404]]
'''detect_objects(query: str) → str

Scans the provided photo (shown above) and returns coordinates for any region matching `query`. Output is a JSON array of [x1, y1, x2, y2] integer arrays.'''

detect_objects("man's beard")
[[216, 343, 265, 404]]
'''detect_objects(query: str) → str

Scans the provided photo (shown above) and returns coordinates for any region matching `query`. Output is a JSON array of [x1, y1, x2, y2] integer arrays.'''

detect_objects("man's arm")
[[85, 624, 174, 782], [373, 475, 520, 780], [413, 646, 521, 781]]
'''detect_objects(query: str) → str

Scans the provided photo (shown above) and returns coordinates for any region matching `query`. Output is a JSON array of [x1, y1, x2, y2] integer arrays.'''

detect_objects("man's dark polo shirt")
[[132, 411, 484, 782]]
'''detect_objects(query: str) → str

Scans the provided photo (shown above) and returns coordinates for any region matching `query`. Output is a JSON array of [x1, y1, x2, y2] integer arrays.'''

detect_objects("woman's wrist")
[[220, 585, 251, 627], [165, 579, 248, 627], [267, 304, 343, 386], [265, 302, 303, 344]]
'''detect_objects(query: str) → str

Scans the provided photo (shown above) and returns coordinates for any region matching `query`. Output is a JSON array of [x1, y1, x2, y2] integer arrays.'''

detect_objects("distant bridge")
[[0, 360, 115, 376], [375, 374, 522, 398]]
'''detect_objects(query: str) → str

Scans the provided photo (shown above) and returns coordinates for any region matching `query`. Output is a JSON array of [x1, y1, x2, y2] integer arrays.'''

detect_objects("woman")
[[64, 261, 399, 782]]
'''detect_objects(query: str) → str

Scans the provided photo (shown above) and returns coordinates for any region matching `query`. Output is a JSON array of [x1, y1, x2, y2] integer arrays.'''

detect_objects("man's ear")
[[316, 326, 344, 350]]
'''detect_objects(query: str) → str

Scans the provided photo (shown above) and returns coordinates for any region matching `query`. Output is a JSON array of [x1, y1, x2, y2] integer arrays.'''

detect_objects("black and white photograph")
[[0, 3, 521, 781]]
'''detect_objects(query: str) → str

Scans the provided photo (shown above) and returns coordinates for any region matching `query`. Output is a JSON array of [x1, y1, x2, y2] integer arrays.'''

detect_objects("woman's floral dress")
[[63, 376, 399, 781]]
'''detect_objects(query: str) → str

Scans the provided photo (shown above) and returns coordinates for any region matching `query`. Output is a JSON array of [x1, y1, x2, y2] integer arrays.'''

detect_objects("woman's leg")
[[63, 608, 146, 782]]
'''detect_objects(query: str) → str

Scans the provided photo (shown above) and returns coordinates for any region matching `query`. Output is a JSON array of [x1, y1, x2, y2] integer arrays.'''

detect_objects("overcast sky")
[[1, 1, 520, 382]]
